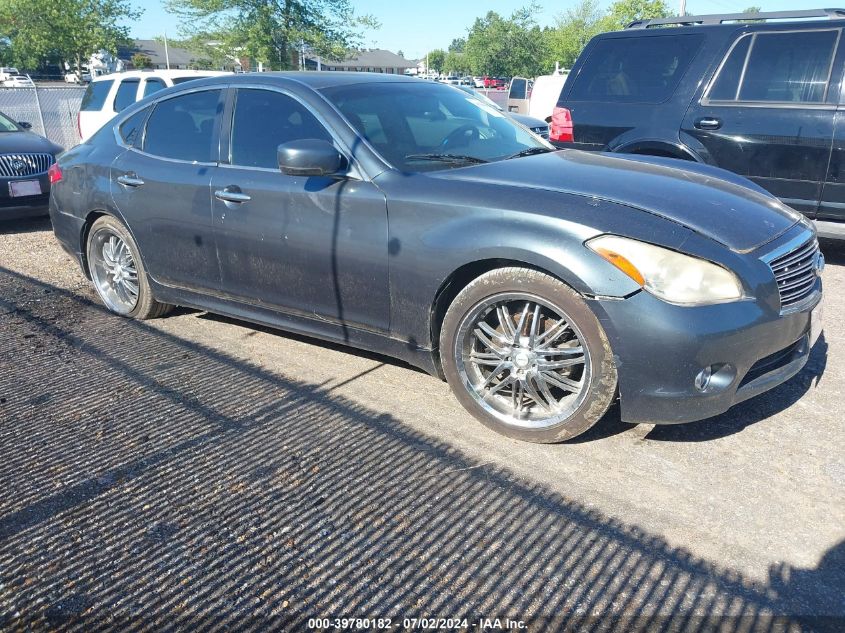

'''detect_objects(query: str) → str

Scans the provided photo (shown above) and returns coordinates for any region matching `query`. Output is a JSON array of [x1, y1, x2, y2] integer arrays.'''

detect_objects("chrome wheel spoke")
[[496, 305, 516, 340], [478, 361, 510, 391], [541, 370, 582, 394], [473, 324, 509, 357], [524, 375, 554, 412], [528, 303, 541, 347], [543, 346, 583, 356], [532, 372, 560, 409], [537, 318, 569, 348], [538, 357, 585, 370], [514, 302, 530, 338], [512, 380, 525, 415]]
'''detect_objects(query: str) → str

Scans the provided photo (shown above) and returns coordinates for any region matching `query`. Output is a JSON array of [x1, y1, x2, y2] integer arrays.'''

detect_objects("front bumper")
[[0, 174, 51, 220], [588, 223, 823, 425]]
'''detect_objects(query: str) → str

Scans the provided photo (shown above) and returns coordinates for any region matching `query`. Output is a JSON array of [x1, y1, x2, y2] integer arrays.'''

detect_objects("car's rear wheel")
[[86, 215, 172, 319], [440, 267, 617, 443]]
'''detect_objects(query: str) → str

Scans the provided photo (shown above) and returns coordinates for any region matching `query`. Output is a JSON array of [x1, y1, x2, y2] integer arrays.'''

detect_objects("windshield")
[[320, 82, 551, 172], [0, 112, 19, 132], [456, 85, 502, 111]]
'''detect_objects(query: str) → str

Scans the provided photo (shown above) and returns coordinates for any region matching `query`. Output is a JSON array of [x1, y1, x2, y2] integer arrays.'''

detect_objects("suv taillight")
[[550, 106, 574, 143], [48, 163, 62, 184]]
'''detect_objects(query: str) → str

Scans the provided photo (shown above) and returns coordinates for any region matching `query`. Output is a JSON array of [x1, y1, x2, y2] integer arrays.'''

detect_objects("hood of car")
[[433, 149, 800, 253], [0, 131, 60, 155]]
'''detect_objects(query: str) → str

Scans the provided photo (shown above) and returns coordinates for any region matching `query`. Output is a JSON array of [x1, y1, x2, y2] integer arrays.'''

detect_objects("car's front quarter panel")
[[374, 171, 695, 349]]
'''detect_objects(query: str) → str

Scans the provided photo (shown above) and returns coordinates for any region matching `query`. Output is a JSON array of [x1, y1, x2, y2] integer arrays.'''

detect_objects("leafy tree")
[[544, 0, 669, 72], [164, 0, 379, 70], [464, 5, 548, 78], [397, 49, 404, 58], [131, 52, 153, 68], [598, 0, 670, 32], [448, 37, 466, 53], [426, 48, 445, 73], [0, 0, 140, 72], [543, 0, 603, 71], [444, 51, 470, 75]]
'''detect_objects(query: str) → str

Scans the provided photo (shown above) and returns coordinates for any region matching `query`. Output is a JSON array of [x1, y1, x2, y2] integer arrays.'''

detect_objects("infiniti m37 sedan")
[[49, 73, 823, 443]]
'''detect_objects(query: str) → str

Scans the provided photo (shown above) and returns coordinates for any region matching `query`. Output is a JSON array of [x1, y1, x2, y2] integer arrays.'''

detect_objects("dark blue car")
[[48, 73, 823, 442]]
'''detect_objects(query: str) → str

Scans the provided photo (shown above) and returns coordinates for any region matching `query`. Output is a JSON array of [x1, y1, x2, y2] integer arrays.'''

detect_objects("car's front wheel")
[[440, 267, 617, 443], [86, 215, 172, 320]]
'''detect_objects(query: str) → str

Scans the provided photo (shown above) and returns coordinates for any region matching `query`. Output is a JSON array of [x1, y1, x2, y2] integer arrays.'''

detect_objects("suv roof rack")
[[627, 8, 845, 29]]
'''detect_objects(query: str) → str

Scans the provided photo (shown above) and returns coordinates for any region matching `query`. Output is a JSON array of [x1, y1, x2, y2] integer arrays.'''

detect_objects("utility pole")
[[164, 31, 171, 69], [679, 0, 686, 16]]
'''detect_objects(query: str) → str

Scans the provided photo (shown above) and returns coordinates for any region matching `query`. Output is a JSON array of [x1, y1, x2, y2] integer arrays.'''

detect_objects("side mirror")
[[277, 139, 344, 177], [18, 121, 31, 130]]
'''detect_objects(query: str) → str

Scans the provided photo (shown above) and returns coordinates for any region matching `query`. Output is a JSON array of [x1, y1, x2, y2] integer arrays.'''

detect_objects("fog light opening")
[[695, 363, 736, 393]]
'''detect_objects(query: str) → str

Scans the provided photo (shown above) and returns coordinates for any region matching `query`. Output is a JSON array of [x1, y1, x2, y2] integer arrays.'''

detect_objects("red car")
[[482, 76, 507, 89]]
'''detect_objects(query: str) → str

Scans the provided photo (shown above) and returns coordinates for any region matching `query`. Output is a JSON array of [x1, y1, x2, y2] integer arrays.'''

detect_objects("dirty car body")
[[48, 73, 823, 441]]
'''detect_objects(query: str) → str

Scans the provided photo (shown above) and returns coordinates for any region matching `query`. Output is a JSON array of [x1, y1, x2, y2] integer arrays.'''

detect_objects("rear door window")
[[718, 30, 839, 103], [568, 34, 704, 103], [114, 79, 140, 111], [118, 107, 150, 146], [143, 89, 222, 162], [81, 80, 114, 111]]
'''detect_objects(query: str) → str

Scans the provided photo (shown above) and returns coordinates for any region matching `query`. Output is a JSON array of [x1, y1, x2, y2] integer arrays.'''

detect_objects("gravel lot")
[[0, 217, 843, 631]]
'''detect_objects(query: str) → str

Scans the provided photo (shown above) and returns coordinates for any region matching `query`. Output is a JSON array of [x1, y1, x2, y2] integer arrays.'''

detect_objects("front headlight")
[[587, 235, 744, 305]]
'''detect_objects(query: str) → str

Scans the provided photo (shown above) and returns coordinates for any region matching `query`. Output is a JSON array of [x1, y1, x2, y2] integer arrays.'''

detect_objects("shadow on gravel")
[[0, 266, 842, 631], [0, 217, 52, 235]]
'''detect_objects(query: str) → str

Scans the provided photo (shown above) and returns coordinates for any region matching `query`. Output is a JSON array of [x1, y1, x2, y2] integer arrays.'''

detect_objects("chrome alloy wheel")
[[455, 293, 591, 429], [90, 230, 140, 314]]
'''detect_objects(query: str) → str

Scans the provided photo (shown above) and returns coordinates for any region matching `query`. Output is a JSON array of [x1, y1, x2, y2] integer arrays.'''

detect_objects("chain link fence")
[[0, 86, 85, 151]]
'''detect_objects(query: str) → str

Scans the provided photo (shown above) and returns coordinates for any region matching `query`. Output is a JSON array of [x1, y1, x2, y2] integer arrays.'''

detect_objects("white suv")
[[77, 69, 232, 141]]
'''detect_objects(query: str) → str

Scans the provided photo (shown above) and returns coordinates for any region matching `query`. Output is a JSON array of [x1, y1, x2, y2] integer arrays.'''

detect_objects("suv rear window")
[[708, 30, 838, 104], [80, 80, 114, 111], [568, 34, 704, 103]]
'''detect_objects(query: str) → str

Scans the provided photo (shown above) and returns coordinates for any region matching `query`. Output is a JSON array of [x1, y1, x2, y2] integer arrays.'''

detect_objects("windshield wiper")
[[504, 147, 554, 160], [404, 153, 488, 165]]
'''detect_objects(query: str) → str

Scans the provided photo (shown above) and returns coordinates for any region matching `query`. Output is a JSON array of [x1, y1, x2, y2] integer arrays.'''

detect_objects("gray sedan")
[[49, 73, 823, 442]]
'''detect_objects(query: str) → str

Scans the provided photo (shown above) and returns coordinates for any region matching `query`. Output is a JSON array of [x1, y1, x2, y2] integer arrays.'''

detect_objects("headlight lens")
[[587, 235, 744, 305]]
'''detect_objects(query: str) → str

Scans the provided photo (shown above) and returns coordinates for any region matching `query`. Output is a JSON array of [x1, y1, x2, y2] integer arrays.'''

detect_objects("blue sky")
[[131, 0, 820, 61]]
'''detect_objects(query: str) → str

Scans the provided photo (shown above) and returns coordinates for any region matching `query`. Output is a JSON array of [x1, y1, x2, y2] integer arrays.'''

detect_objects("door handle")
[[117, 173, 144, 187], [214, 188, 251, 204], [694, 117, 722, 130]]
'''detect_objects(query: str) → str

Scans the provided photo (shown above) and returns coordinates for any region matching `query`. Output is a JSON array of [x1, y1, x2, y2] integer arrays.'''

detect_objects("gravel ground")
[[0, 218, 843, 631]]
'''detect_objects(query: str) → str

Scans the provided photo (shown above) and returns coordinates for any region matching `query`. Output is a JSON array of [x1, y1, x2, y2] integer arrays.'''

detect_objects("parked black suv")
[[551, 8, 845, 239]]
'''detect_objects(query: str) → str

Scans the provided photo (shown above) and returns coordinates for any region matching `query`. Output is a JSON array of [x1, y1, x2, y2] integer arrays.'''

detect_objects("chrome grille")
[[0, 153, 54, 178], [768, 237, 820, 310]]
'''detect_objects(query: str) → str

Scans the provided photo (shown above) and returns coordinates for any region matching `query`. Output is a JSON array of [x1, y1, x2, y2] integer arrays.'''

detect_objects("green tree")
[[543, 0, 669, 72], [164, 0, 379, 70], [598, 0, 670, 32], [464, 5, 548, 78], [448, 37, 465, 53], [543, 0, 602, 71], [426, 48, 445, 73], [444, 50, 470, 75], [0, 0, 140, 72], [131, 52, 152, 68]]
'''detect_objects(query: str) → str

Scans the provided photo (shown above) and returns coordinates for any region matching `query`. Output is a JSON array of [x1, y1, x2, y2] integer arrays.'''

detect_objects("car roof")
[[92, 69, 233, 82], [231, 71, 422, 89], [601, 16, 845, 38]]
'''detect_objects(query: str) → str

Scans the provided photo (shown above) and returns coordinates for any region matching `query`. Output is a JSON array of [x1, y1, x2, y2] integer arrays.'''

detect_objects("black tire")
[[439, 267, 617, 443], [86, 215, 173, 320]]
